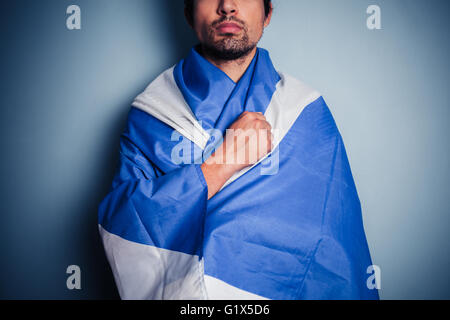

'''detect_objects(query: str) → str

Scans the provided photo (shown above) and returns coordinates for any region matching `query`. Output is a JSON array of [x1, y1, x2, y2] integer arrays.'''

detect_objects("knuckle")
[[252, 119, 262, 126]]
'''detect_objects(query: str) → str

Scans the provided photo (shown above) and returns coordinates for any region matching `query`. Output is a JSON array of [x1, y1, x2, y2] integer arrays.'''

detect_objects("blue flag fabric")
[[98, 46, 379, 300]]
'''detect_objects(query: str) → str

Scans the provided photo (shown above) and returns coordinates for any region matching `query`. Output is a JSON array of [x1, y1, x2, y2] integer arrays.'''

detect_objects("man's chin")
[[213, 33, 244, 42], [203, 44, 256, 61]]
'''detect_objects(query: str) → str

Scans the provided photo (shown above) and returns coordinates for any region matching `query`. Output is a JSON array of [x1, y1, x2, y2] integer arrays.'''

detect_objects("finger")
[[253, 112, 266, 121], [267, 130, 274, 143], [242, 111, 265, 121], [260, 120, 272, 129], [237, 111, 249, 120]]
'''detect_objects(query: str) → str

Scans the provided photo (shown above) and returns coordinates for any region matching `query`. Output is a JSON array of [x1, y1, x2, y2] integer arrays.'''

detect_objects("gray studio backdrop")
[[0, 0, 448, 299]]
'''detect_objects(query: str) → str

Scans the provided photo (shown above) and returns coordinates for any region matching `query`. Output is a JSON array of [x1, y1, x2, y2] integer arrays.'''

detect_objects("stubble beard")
[[202, 20, 259, 61]]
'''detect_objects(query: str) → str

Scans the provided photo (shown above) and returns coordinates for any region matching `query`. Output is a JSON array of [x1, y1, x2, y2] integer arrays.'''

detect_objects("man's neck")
[[199, 46, 257, 83]]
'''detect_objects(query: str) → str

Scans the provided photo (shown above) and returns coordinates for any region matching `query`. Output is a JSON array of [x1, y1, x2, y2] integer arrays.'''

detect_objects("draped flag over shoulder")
[[98, 46, 379, 300]]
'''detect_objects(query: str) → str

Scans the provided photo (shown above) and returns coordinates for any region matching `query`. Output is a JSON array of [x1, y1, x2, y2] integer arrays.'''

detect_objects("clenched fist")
[[215, 111, 273, 171], [201, 111, 274, 199]]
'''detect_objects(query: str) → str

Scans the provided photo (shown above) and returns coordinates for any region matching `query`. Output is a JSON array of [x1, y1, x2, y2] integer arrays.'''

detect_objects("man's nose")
[[217, 0, 238, 17]]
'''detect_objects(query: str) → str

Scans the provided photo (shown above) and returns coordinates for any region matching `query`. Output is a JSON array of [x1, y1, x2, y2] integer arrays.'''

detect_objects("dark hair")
[[184, 0, 272, 24]]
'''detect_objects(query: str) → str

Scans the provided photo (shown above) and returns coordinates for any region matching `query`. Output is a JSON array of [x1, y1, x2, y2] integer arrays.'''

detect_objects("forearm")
[[99, 157, 208, 253], [200, 161, 236, 200]]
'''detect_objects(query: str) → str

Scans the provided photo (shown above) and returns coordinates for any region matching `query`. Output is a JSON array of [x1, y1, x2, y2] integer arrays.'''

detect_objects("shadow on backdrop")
[[83, 1, 197, 299]]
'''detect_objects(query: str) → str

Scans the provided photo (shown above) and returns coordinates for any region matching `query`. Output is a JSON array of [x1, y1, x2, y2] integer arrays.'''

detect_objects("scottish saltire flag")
[[98, 46, 379, 300]]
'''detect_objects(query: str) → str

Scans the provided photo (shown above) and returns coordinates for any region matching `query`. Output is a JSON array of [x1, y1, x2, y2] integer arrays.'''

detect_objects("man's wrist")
[[200, 160, 237, 200]]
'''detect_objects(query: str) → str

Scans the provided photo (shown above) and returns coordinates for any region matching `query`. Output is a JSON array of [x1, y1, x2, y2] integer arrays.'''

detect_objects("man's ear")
[[263, 2, 273, 28], [184, 7, 194, 28]]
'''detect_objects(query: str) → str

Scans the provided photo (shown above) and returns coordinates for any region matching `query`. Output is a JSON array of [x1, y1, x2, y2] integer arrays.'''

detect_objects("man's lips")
[[216, 22, 243, 34]]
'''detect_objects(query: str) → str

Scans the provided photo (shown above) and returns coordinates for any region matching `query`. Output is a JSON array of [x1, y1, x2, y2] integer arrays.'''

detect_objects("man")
[[98, 0, 379, 300]]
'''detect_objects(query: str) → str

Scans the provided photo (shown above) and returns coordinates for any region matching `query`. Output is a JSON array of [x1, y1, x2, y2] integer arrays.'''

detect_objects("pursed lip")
[[216, 22, 243, 33]]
